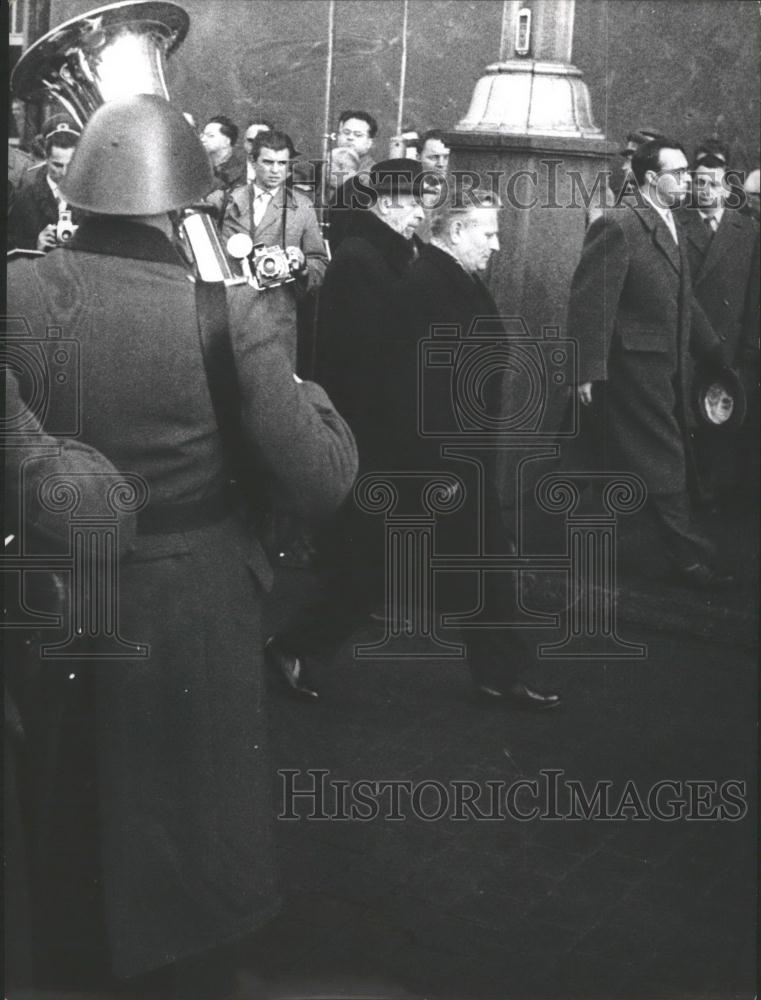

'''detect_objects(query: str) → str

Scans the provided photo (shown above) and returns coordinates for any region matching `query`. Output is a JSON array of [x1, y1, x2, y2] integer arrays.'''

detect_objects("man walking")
[[265, 159, 425, 698], [567, 137, 730, 588], [676, 141, 760, 507], [390, 192, 561, 709]]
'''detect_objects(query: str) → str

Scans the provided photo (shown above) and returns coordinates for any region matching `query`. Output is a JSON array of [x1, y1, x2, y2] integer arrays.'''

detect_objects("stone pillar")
[[443, 0, 616, 500]]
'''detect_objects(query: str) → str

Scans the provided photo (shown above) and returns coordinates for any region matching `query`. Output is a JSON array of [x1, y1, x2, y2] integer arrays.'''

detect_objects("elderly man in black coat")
[[388, 191, 561, 710], [266, 159, 425, 697], [567, 137, 730, 588], [6, 96, 357, 1000]]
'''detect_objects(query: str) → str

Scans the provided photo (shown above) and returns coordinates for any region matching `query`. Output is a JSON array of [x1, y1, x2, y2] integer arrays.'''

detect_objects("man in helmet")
[[5, 94, 357, 999]]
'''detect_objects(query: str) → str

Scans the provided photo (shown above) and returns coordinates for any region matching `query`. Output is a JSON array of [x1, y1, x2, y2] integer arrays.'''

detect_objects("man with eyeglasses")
[[325, 111, 379, 250], [676, 140, 760, 509], [335, 110, 377, 174], [587, 126, 665, 227], [567, 137, 734, 590]]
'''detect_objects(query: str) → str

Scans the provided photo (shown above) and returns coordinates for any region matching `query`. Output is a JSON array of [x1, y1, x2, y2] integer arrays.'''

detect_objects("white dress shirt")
[[642, 191, 679, 244], [251, 184, 274, 228]]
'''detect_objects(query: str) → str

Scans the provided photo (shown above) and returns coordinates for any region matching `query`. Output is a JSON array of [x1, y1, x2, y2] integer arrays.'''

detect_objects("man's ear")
[[450, 218, 463, 244]]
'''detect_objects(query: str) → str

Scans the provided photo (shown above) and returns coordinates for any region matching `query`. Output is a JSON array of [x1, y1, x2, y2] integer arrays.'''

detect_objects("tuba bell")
[[11, 0, 237, 284]]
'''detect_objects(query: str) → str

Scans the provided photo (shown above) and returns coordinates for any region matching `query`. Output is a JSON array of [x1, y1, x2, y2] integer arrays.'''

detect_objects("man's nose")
[[489, 235, 500, 251]]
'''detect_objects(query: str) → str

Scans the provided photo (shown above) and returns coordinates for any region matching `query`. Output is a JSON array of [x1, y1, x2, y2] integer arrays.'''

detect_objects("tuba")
[[11, 0, 237, 283]]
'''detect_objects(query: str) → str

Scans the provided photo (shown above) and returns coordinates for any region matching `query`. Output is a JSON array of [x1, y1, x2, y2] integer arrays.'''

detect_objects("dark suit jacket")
[[392, 243, 505, 469], [566, 203, 721, 495], [6, 165, 81, 251], [676, 207, 760, 375], [6, 219, 357, 977]]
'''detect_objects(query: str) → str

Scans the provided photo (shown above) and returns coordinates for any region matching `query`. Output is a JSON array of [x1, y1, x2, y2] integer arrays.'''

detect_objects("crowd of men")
[[5, 95, 760, 1000]]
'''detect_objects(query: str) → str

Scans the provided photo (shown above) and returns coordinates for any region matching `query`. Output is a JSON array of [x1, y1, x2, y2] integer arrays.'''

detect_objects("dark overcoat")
[[676, 207, 760, 374], [389, 243, 530, 685], [5, 218, 357, 979], [391, 243, 512, 543], [315, 208, 417, 471], [392, 243, 505, 467], [566, 203, 721, 496]]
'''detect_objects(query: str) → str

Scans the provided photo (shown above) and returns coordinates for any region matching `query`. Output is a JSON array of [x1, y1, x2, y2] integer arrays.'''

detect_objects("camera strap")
[[248, 182, 256, 242], [194, 280, 257, 508], [281, 183, 289, 248]]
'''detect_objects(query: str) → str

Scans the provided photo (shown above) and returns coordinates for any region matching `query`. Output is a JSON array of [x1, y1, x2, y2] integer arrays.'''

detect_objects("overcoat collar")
[[631, 202, 681, 274], [345, 209, 417, 274], [418, 243, 504, 333], [69, 218, 188, 267], [423, 242, 488, 304], [682, 208, 745, 284]]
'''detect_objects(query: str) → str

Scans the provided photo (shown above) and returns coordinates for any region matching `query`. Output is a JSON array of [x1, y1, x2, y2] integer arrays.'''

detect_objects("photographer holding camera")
[[221, 129, 328, 369], [223, 133, 327, 277], [7, 118, 81, 253]]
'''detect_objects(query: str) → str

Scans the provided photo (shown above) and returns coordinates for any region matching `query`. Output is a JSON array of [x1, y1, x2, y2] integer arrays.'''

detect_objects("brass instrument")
[[11, 1, 237, 284]]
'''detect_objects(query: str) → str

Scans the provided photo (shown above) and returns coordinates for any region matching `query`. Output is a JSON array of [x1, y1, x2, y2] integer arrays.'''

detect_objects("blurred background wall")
[[44, 0, 760, 167]]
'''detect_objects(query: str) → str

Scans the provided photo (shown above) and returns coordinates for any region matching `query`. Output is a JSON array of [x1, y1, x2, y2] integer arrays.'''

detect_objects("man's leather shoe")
[[264, 636, 319, 700], [475, 681, 561, 711], [673, 561, 735, 590]]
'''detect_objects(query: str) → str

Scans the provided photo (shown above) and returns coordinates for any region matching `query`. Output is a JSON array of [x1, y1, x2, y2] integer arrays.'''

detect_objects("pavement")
[[251, 525, 757, 1000], [8, 504, 758, 1000]]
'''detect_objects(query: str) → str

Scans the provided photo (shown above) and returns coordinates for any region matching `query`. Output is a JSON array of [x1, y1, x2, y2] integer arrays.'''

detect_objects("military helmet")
[[60, 93, 213, 215]]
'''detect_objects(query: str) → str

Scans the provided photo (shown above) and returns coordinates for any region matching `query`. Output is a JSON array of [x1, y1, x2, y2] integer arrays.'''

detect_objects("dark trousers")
[[278, 500, 385, 660], [649, 491, 713, 568], [278, 488, 530, 688]]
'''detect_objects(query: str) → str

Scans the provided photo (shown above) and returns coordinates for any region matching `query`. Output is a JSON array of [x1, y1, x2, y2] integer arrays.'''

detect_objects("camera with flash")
[[226, 234, 300, 290]]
